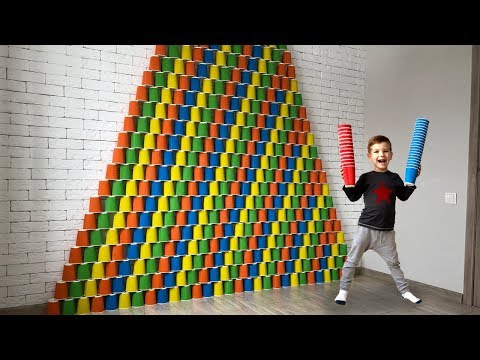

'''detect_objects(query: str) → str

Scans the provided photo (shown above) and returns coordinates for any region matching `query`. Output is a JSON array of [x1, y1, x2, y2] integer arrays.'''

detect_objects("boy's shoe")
[[335, 290, 348, 305], [402, 291, 422, 304]]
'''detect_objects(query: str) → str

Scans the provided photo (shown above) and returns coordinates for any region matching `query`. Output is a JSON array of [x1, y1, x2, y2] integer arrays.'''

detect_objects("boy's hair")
[[367, 135, 392, 153]]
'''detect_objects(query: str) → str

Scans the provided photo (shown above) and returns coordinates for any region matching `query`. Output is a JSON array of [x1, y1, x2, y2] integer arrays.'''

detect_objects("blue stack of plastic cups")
[[405, 118, 429, 185]]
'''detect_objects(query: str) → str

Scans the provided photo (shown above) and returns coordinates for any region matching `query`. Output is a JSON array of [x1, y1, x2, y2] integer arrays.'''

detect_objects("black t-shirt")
[[342, 170, 416, 231]]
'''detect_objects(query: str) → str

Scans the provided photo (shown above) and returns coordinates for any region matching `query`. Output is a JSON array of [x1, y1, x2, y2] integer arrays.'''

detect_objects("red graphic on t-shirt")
[[373, 181, 392, 204]]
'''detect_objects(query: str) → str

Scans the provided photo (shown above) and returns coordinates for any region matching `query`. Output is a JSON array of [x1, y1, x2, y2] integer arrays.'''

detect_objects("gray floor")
[[1, 269, 479, 315]]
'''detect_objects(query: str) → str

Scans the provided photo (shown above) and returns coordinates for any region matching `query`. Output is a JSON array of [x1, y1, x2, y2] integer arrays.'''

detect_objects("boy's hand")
[[417, 164, 422, 177], [340, 167, 344, 177]]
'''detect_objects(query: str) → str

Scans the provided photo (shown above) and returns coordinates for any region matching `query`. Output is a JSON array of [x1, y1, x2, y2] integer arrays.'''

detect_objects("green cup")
[[97, 213, 110, 229], [187, 270, 198, 285], [331, 268, 339, 281], [175, 182, 187, 196], [202, 108, 213, 123], [289, 105, 299, 118], [111, 180, 125, 196], [291, 197, 300, 209], [142, 102, 155, 117], [163, 212, 175, 226], [325, 196, 334, 208], [274, 144, 284, 156], [320, 208, 328, 220], [193, 255, 204, 269], [214, 195, 224, 210], [119, 164, 132, 180], [277, 45, 288, 50], [146, 258, 158, 273], [311, 233, 319, 245], [226, 53, 238, 67], [295, 183, 304, 195], [246, 113, 256, 127], [130, 133, 143, 148], [168, 45, 180, 58], [263, 276, 273, 290], [257, 183, 267, 196], [315, 220, 324, 232], [204, 224, 213, 239], [271, 248, 281, 261], [226, 168, 236, 181], [267, 262, 276, 275], [231, 154, 241, 167], [162, 57, 174, 72], [89, 229, 104, 246], [300, 171, 308, 183], [241, 127, 251, 141], [248, 209, 257, 222], [155, 72, 167, 87], [208, 94, 219, 109], [148, 87, 161, 102], [308, 246, 316, 259], [76, 263, 91, 280], [284, 117, 293, 131], [224, 280, 234, 295], [256, 87, 267, 101], [132, 291, 144, 307], [158, 227, 170, 242], [69, 280, 83, 298], [139, 274, 152, 291], [125, 148, 138, 164], [244, 223, 253, 237], [214, 80, 225, 95], [220, 66, 231, 81], [183, 166, 194, 180], [62, 298, 77, 315], [264, 169, 274, 182], [335, 256, 344, 268], [181, 286, 192, 301], [199, 239, 209, 254], [261, 74, 271, 87], [251, 100, 261, 114], [294, 93, 303, 105], [229, 265, 239, 279], [236, 140, 246, 154], [270, 156, 279, 169], [299, 272, 308, 285], [239, 237, 248, 250], [281, 221, 289, 235], [232, 45, 242, 54], [219, 181, 229, 195], [279, 130, 288, 144], [169, 197, 181, 211], [152, 243, 164, 257], [83, 246, 98, 262], [303, 259, 312, 272], [267, 61, 277, 75], [234, 250, 243, 265], [287, 209, 295, 221], [137, 117, 150, 132], [209, 210, 219, 224], [276, 235, 285, 248], [310, 146, 318, 158], [192, 137, 204, 151], [305, 158, 314, 170], [197, 123, 209, 137], [272, 48, 282, 61], [339, 244, 348, 256]]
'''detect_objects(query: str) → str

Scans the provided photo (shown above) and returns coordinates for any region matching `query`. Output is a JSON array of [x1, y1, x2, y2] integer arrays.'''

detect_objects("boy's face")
[[368, 141, 392, 172]]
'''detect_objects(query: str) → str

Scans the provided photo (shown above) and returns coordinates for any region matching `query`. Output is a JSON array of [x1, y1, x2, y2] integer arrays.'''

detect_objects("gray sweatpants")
[[339, 225, 409, 294]]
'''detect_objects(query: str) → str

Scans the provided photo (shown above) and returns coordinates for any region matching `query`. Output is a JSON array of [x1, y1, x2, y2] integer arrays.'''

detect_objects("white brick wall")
[[290, 45, 366, 243], [0, 45, 366, 309]]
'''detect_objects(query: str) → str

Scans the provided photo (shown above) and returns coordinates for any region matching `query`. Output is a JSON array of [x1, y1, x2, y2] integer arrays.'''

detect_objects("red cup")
[[343, 166, 356, 186]]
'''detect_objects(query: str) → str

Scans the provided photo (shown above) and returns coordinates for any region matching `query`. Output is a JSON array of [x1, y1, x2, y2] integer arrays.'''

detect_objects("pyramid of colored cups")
[[337, 124, 356, 186], [405, 118, 429, 185], [50, 44, 347, 314]]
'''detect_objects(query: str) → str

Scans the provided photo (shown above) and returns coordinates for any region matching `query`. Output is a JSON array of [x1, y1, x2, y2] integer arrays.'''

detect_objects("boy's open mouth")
[[378, 159, 386, 163]]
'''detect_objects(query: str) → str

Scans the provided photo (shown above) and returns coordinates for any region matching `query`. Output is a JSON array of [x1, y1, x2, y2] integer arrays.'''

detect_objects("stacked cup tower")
[[405, 118, 429, 185], [47, 45, 348, 315], [337, 124, 356, 187]]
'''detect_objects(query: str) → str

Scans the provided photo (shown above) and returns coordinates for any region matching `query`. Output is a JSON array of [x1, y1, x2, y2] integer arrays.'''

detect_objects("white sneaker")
[[335, 290, 348, 305], [402, 291, 422, 304]]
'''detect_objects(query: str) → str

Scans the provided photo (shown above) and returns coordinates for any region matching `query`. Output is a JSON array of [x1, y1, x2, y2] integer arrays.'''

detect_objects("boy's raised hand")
[[417, 164, 422, 177]]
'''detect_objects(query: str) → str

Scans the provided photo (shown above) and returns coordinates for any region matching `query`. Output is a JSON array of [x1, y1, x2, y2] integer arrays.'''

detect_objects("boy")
[[335, 135, 422, 305]]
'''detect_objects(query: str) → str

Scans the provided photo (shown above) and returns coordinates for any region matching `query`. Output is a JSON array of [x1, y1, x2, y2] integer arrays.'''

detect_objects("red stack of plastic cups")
[[337, 124, 356, 186]]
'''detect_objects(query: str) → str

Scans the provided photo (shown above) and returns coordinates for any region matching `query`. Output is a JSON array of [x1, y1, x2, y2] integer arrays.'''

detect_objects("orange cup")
[[54, 281, 68, 299], [155, 45, 167, 56], [142, 71, 154, 86], [91, 295, 105, 313], [149, 55, 161, 71]]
